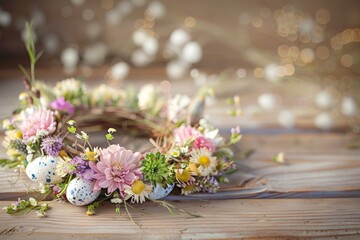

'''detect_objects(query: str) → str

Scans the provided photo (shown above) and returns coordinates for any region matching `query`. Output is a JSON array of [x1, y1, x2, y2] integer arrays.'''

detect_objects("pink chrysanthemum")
[[19, 109, 56, 141], [89, 144, 143, 196], [173, 126, 200, 144], [193, 136, 216, 152]]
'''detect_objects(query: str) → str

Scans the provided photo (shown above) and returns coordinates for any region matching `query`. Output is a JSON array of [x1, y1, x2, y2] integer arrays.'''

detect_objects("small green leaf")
[[106, 133, 114, 141], [67, 126, 76, 133]]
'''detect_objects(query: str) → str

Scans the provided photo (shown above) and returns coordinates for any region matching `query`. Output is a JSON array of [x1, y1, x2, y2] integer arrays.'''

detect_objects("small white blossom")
[[76, 131, 89, 141], [54, 78, 83, 98], [167, 94, 191, 122], [110, 198, 123, 204], [38, 183, 47, 194], [29, 197, 38, 206], [36, 130, 49, 138], [137, 84, 156, 110], [180, 146, 189, 154], [10, 203, 18, 211], [67, 120, 76, 126], [2, 119, 11, 129], [36, 210, 46, 218]]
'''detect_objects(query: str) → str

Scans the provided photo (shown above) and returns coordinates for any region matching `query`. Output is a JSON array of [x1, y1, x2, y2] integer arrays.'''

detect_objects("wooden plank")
[[1, 133, 359, 200], [0, 198, 359, 239]]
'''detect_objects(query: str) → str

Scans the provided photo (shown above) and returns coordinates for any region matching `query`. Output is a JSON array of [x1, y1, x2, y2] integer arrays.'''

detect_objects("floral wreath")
[[2, 23, 241, 220]]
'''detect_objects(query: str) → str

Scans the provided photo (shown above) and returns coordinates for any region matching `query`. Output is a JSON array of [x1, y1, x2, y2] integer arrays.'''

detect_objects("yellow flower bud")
[[59, 150, 68, 159], [176, 169, 191, 182], [187, 163, 199, 175]]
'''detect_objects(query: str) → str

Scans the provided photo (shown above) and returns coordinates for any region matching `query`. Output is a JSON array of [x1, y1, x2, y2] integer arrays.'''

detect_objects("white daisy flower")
[[124, 180, 152, 204], [181, 184, 200, 196], [189, 148, 217, 176]]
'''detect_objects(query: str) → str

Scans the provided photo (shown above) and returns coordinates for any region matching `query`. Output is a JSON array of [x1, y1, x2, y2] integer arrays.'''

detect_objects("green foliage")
[[0, 159, 21, 169], [3, 197, 48, 217], [9, 139, 28, 155], [141, 152, 174, 185]]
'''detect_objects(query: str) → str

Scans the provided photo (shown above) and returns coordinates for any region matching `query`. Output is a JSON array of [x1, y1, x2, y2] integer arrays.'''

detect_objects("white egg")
[[181, 41, 202, 64], [0, 10, 11, 27], [131, 49, 152, 67], [258, 93, 277, 111], [148, 183, 174, 200], [166, 60, 189, 80], [44, 34, 59, 54], [105, 9, 122, 25], [26, 156, 64, 184], [169, 29, 190, 48], [132, 28, 148, 46], [342, 96, 357, 117], [61, 47, 79, 68], [66, 177, 101, 206], [264, 63, 280, 82], [315, 91, 333, 109], [83, 43, 108, 66], [147, 1, 166, 19], [111, 62, 129, 80], [117, 0, 134, 15], [278, 110, 295, 128], [142, 36, 159, 56], [315, 112, 333, 130]]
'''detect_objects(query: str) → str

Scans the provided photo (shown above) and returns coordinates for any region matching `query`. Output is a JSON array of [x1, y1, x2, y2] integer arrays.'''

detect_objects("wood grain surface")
[[0, 69, 359, 239], [1, 198, 360, 239]]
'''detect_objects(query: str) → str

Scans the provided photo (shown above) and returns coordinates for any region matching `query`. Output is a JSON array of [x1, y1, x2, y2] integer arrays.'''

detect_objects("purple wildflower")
[[81, 169, 95, 181], [69, 156, 88, 175], [231, 126, 241, 134], [68, 156, 94, 181], [199, 177, 219, 193], [50, 97, 75, 114], [41, 136, 63, 156]]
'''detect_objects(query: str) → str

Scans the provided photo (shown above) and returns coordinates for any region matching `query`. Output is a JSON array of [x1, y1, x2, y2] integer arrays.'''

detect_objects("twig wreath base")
[[2, 23, 242, 220]]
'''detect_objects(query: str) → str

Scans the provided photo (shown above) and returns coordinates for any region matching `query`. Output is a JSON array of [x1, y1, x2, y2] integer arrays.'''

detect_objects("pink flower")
[[193, 136, 216, 152], [50, 97, 75, 114], [173, 126, 215, 151], [89, 144, 142, 196], [173, 126, 200, 144], [19, 109, 56, 141]]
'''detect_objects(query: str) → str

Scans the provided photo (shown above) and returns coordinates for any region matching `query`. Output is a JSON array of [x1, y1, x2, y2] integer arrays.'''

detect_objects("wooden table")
[[0, 69, 359, 239]]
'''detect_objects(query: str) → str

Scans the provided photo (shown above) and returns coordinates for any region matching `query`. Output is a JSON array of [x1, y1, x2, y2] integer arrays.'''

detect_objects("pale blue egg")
[[66, 177, 100, 206], [148, 183, 174, 200], [25, 156, 64, 184]]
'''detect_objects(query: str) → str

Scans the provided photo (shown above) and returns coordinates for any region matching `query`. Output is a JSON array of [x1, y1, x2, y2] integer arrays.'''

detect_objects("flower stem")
[[56, 174, 73, 198]]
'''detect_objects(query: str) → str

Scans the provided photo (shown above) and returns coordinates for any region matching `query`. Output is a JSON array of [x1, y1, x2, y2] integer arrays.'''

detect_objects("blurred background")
[[0, 0, 359, 136]]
